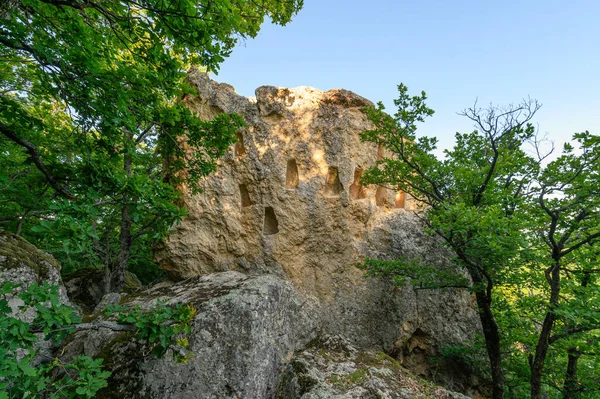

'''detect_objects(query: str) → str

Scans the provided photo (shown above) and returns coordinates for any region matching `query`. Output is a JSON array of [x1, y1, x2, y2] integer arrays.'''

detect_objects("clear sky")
[[214, 0, 600, 151]]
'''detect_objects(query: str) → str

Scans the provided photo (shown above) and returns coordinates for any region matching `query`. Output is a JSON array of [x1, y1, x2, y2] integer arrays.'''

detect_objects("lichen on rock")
[[278, 335, 472, 399], [61, 271, 320, 399], [0, 230, 73, 365]]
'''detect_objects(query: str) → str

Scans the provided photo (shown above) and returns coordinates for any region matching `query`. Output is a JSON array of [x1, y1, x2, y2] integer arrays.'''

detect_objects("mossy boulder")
[[0, 230, 60, 278], [0, 230, 69, 304]]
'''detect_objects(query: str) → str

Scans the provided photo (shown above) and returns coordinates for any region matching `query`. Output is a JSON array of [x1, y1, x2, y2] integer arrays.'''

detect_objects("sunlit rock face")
[[157, 68, 418, 292], [155, 70, 481, 389]]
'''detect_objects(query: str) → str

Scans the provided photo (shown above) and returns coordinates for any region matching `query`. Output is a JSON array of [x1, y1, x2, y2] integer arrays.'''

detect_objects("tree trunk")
[[562, 272, 587, 399], [113, 204, 131, 292], [562, 348, 580, 399], [474, 290, 505, 399], [531, 263, 561, 399], [103, 232, 112, 295], [112, 150, 133, 293]]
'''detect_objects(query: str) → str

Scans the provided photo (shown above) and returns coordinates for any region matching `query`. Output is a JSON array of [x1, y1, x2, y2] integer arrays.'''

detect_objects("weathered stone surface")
[[0, 230, 71, 311], [0, 230, 72, 364], [62, 271, 319, 399], [155, 71, 481, 386], [157, 68, 420, 289], [278, 335, 471, 399]]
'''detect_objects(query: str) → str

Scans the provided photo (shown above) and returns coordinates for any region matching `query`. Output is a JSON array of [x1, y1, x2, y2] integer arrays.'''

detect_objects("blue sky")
[[214, 0, 600, 151]]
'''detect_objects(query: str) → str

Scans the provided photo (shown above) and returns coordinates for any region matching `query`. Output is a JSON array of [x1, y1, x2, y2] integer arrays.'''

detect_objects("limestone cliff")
[[3, 74, 485, 398], [154, 70, 482, 393]]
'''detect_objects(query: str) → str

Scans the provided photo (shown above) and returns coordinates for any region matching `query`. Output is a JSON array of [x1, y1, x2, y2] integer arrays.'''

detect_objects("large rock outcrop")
[[155, 70, 480, 369], [60, 74, 483, 398], [62, 271, 319, 399]]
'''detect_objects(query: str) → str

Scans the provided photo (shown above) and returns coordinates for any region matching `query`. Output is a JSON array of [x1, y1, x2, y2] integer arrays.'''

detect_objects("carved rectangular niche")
[[324, 166, 343, 197], [394, 191, 405, 209], [349, 168, 367, 200], [376, 186, 391, 207], [377, 143, 384, 160], [239, 184, 253, 207], [286, 159, 299, 189], [234, 132, 246, 156], [263, 206, 279, 235]]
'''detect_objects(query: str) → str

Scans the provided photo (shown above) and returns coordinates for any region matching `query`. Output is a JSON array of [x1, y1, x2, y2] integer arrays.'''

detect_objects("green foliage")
[[0, 281, 110, 398], [0, 0, 302, 290], [359, 257, 469, 290], [0, 281, 198, 397], [105, 301, 198, 363], [436, 337, 491, 380], [361, 83, 600, 398]]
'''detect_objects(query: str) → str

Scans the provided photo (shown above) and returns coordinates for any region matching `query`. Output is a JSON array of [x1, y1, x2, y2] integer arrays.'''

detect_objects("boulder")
[[278, 335, 471, 399], [0, 230, 71, 310], [61, 271, 319, 399], [0, 230, 73, 364]]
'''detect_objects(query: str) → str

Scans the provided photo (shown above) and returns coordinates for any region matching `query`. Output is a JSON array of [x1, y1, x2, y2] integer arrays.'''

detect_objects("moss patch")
[[0, 230, 60, 278], [354, 351, 401, 370]]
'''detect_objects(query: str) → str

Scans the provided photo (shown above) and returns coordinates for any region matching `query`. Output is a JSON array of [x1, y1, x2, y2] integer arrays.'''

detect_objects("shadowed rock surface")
[[63, 266, 142, 313]]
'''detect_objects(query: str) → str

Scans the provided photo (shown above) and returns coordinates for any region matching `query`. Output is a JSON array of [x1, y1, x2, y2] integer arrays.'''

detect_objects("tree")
[[525, 132, 600, 398], [360, 85, 600, 399], [0, 0, 303, 292], [359, 84, 541, 399]]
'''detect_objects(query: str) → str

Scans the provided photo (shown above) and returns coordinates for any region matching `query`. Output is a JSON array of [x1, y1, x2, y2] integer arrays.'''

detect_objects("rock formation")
[[0, 230, 73, 365], [0, 230, 71, 308], [61, 271, 319, 398], [152, 70, 482, 392], [278, 335, 471, 399], [39, 73, 484, 398]]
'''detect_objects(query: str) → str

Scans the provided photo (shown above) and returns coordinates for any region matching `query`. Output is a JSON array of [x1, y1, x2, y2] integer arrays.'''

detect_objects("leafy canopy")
[[359, 83, 600, 398], [0, 0, 303, 288]]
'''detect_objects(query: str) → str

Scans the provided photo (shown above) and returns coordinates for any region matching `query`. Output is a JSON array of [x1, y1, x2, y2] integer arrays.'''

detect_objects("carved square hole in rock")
[[394, 191, 405, 209], [239, 184, 253, 207], [286, 159, 299, 189], [376, 186, 390, 207], [349, 168, 367, 200], [263, 206, 279, 235], [377, 143, 385, 160], [234, 132, 246, 156], [324, 166, 343, 197]]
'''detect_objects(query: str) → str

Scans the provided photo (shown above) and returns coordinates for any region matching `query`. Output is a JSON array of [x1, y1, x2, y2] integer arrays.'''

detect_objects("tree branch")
[[0, 122, 75, 199]]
